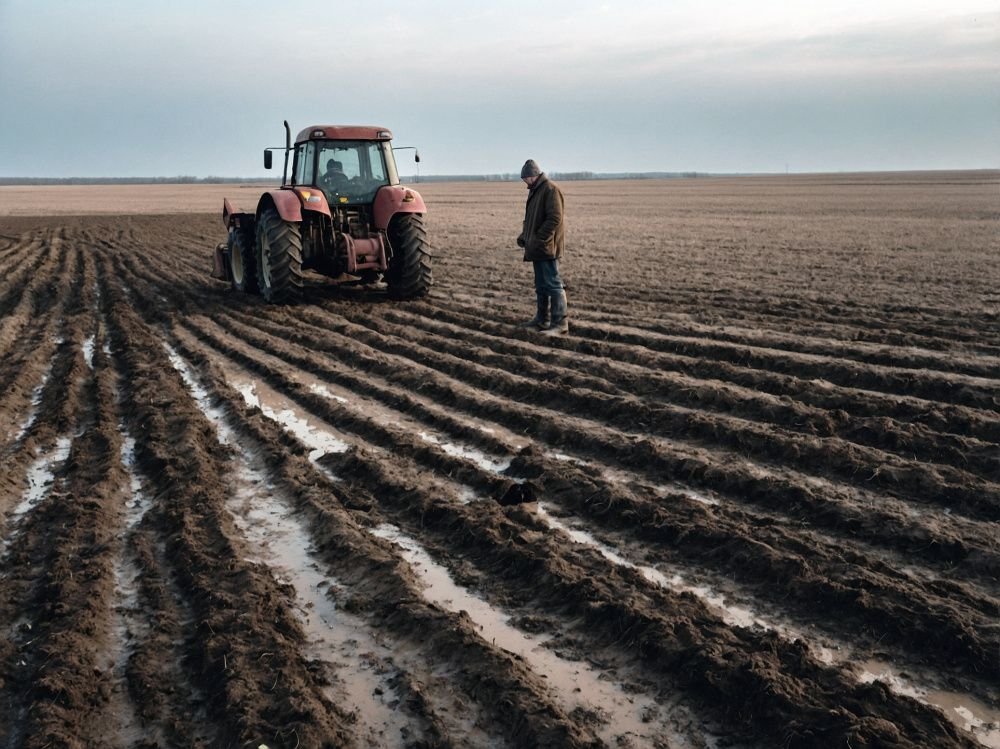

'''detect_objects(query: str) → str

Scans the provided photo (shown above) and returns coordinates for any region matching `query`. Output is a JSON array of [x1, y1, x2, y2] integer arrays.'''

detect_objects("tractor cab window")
[[293, 142, 316, 186], [317, 140, 389, 204]]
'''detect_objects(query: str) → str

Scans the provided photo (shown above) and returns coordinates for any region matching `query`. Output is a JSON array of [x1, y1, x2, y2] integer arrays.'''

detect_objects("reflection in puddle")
[[536, 504, 763, 630], [371, 523, 698, 749], [860, 661, 1000, 748], [2, 437, 72, 555], [535, 505, 998, 747], [12, 365, 53, 442], [107, 427, 155, 744], [309, 382, 348, 403], [236, 380, 349, 461], [417, 431, 511, 473], [167, 345, 419, 743], [82, 335, 95, 369]]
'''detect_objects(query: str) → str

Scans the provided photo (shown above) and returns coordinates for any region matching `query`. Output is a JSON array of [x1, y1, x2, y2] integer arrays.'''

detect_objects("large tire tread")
[[387, 213, 433, 300], [257, 207, 304, 304], [230, 226, 259, 294]]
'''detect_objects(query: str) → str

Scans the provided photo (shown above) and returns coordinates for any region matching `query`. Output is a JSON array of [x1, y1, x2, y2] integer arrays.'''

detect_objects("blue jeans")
[[532, 259, 564, 296]]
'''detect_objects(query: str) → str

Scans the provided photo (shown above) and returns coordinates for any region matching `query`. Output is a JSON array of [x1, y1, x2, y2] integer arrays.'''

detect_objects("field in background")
[[0, 172, 997, 748]]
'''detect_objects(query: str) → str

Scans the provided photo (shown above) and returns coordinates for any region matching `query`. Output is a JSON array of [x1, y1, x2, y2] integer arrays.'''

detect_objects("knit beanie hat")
[[520, 159, 541, 178]]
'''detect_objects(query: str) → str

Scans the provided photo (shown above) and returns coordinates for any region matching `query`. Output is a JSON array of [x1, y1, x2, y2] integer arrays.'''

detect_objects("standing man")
[[516, 159, 568, 335]]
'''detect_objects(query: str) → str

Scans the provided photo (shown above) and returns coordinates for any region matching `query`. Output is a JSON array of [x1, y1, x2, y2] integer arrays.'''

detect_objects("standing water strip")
[[1, 437, 72, 557], [533, 504, 1000, 748], [164, 344, 425, 744], [371, 522, 707, 749]]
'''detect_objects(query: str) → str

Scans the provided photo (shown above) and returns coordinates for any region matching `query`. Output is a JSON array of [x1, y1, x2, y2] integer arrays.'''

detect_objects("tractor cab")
[[217, 121, 430, 303], [293, 137, 398, 206]]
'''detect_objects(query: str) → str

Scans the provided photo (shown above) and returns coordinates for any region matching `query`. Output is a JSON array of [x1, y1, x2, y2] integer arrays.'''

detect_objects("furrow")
[[163, 327, 632, 748], [161, 342, 452, 748], [442, 284, 1000, 378], [360, 305, 998, 481], [319, 442, 980, 748], [403, 300, 1000, 445], [173, 306, 1000, 687], [226, 304, 1000, 524], [186, 303, 1000, 585], [97, 263, 360, 747]]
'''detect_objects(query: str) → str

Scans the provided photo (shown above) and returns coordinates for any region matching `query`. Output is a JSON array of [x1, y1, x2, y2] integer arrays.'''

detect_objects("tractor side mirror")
[[264, 150, 273, 170], [414, 151, 421, 163]]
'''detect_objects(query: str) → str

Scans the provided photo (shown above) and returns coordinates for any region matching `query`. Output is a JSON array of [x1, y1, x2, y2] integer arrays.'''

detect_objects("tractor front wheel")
[[229, 226, 258, 294], [256, 206, 304, 303], [386, 213, 432, 300]]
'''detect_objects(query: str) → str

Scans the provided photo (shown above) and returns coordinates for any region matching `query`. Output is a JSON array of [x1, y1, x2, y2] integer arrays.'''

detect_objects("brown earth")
[[0, 172, 998, 749]]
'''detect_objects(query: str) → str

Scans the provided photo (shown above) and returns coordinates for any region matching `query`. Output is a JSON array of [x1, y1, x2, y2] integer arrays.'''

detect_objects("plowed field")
[[1, 173, 998, 749]]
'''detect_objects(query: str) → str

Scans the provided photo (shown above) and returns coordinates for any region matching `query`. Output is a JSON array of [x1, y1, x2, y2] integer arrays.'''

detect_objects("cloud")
[[1, 0, 996, 176]]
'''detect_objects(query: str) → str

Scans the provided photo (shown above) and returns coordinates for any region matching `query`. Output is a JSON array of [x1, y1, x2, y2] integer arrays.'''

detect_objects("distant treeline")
[[1, 172, 709, 186]]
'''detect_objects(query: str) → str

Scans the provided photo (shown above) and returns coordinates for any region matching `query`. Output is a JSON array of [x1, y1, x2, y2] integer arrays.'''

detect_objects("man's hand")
[[516, 236, 525, 248]]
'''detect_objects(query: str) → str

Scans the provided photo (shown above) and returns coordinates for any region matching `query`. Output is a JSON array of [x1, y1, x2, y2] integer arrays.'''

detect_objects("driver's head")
[[327, 159, 343, 173]]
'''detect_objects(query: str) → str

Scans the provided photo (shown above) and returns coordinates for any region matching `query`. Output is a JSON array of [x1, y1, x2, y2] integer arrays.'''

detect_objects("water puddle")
[[11, 365, 53, 442], [1, 437, 72, 556], [105, 427, 155, 744], [224, 359, 504, 502], [166, 346, 421, 743], [235, 379, 349, 460], [229, 473, 416, 744], [533, 505, 995, 746], [860, 661, 1000, 748], [82, 335, 95, 369], [551, 451, 584, 464], [308, 382, 348, 403], [417, 431, 511, 473], [172, 328, 340, 456], [295, 370, 515, 472], [535, 504, 764, 631], [371, 523, 694, 748], [164, 344, 231, 436]]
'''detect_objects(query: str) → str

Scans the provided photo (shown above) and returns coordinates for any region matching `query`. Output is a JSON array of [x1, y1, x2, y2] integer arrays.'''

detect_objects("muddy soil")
[[1, 173, 998, 748]]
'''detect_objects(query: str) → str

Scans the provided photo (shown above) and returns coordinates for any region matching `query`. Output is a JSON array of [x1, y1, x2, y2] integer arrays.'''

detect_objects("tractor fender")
[[223, 198, 254, 231], [258, 189, 303, 223], [373, 185, 427, 230], [257, 187, 332, 223]]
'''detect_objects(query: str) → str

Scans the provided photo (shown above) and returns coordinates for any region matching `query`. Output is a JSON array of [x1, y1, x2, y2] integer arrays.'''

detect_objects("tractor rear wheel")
[[229, 226, 258, 294], [386, 213, 432, 300], [256, 206, 304, 303]]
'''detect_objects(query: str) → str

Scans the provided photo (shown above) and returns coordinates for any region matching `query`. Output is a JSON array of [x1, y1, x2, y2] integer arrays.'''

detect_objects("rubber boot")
[[541, 290, 569, 335], [519, 293, 550, 330]]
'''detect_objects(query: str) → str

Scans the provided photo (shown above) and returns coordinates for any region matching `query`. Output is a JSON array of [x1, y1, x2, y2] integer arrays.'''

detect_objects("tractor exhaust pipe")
[[282, 120, 291, 186]]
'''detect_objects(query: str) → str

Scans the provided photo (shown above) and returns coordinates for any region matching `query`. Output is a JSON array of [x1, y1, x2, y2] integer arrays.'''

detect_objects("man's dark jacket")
[[517, 174, 565, 261]]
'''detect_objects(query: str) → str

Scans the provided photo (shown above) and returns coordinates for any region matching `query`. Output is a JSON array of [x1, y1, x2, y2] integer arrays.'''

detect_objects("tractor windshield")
[[315, 140, 391, 204]]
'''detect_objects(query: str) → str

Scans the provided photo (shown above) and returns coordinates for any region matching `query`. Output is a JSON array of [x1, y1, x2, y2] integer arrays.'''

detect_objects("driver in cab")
[[322, 159, 348, 193]]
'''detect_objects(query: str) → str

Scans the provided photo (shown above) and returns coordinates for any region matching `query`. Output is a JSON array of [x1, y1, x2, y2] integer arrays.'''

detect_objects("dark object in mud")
[[499, 481, 539, 506]]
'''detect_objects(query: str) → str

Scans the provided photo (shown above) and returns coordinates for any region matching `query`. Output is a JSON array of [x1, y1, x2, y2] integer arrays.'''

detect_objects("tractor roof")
[[295, 125, 392, 143]]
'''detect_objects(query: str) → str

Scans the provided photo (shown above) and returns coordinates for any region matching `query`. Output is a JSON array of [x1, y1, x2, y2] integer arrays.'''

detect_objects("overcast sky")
[[0, 0, 997, 177]]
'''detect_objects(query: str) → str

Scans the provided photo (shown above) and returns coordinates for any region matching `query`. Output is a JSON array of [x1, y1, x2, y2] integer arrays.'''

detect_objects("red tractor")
[[212, 121, 431, 302]]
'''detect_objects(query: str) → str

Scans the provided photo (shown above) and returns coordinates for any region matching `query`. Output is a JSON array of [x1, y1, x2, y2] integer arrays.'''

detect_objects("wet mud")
[[1, 173, 998, 748]]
